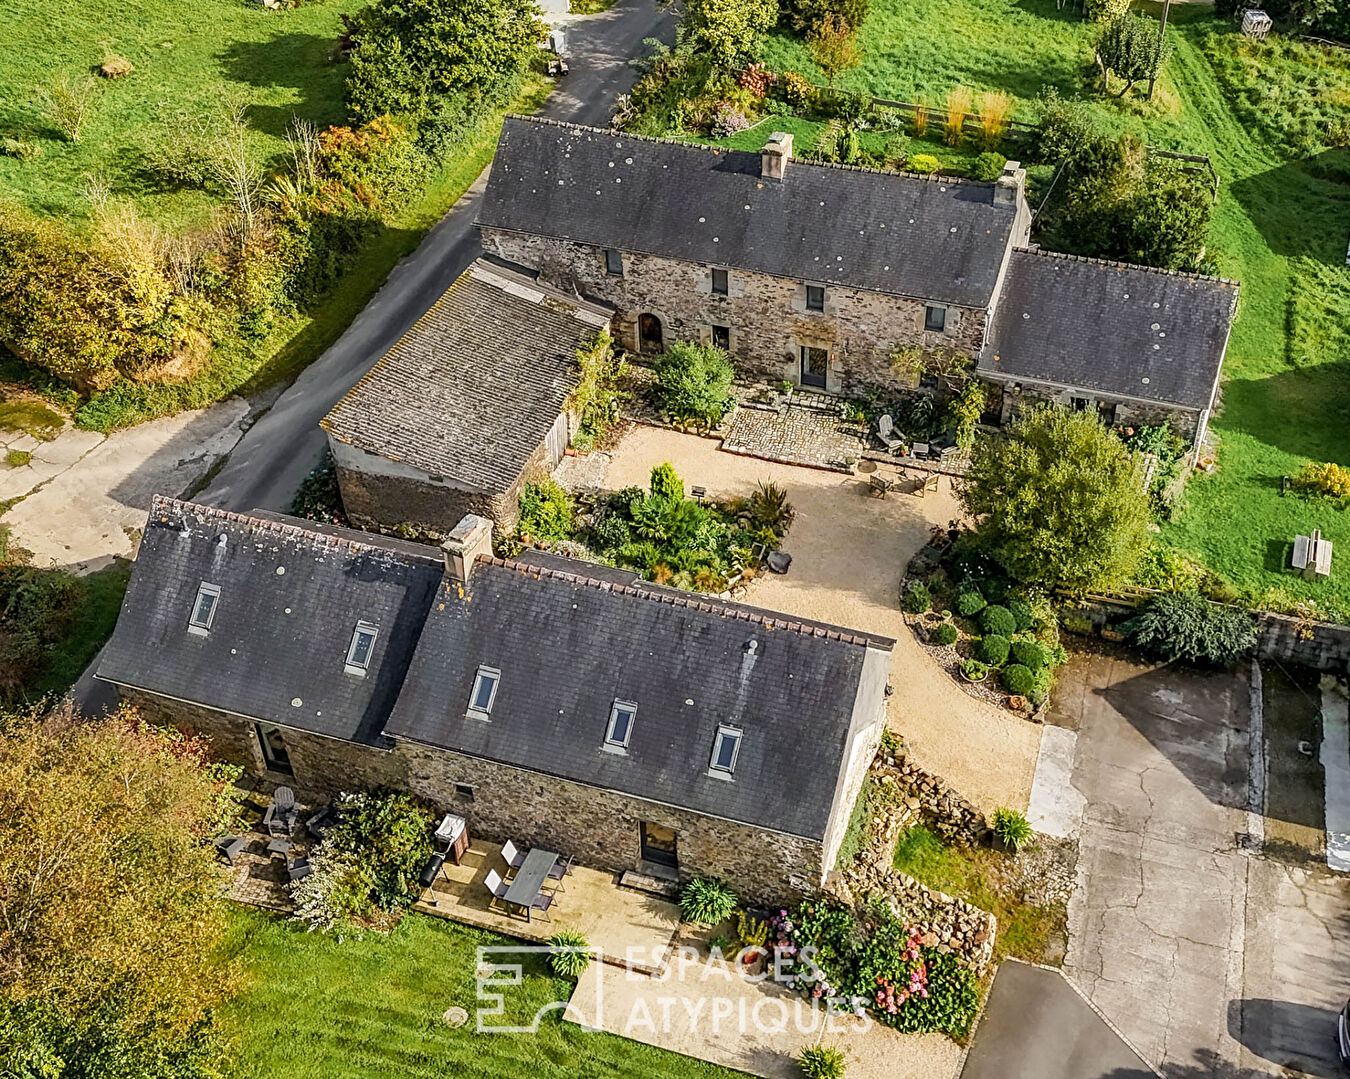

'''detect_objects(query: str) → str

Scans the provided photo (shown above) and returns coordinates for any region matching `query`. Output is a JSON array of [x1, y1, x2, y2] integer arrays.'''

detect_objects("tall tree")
[[680, 0, 779, 68], [0, 705, 242, 1079], [959, 406, 1151, 590]]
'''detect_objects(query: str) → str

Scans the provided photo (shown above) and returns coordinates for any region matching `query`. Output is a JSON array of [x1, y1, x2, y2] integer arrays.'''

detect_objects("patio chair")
[[876, 414, 905, 454], [501, 839, 526, 873], [306, 805, 334, 839], [214, 835, 246, 865], [263, 801, 298, 838], [274, 786, 296, 810], [546, 856, 572, 893], [484, 869, 510, 911], [286, 855, 313, 882], [531, 892, 555, 920]]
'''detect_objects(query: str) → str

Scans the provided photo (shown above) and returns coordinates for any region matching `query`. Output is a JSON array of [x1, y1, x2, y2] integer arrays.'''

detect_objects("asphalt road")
[[198, 0, 676, 515], [961, 960, 1155, 1079]]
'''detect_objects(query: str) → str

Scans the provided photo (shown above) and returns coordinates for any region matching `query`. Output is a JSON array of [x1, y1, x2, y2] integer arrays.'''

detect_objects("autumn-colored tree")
[[0, 705, 243, 1078], [807, 13, 861, 86]]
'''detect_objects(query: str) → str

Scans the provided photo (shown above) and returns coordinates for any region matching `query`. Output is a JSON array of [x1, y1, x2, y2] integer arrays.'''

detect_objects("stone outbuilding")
[[96, 497, 896, 904], [320, 259, 612, 538]]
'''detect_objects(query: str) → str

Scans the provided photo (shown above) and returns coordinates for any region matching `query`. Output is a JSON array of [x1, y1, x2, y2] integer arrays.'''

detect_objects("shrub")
[[783, 0, 869, 34], [883, 948, 980, 1037], [778, 70, 819, 111], [956, 588, 986, 617], [679, 877, 738, 924], [35, 72, 98, 143], [548, 930, 592, 977], [711, 102, 750, 137], [747, 479, 794, 538], [1125, 592, 1256, 668], [566, 328, 627, 450], [807, 13, 861, 85], [799, 1044, 847, 1079], [518, 478, 575, 541], [992, 807, 1034, 851], [652, 340, 737, 427], [1000, 663, 1035, 696], [0, 137, 40, 161], [650, 462, 685, 503], [590, 503, 634, 550], [1029, 665, 1054, 705], [960, 407, 1151, 590], [976, 91, 1013, 150], [944, 86, 972, 146], [1292, 461, 1350, 500], [903, 581, 931, 614], [930, 622, 959, 647], [739, 62, 777, 97], [1007, 598, 1034, 632], [680, 0, 779, 67], [979, 604, 1016, 637], [970, 151, 1006, 181], [325, 789, 434, 911], [977, 633, 1010, 666], [1035, 86, 1099, 164], [1010, 637, 1050, 671], [1083, 0, 1129, 21], [1096, 14, 1173, 96], [907, 153, 940, 174], [961, 658, 989, 681]]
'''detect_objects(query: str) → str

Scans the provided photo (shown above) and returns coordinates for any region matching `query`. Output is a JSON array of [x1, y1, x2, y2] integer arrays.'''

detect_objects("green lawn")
[[0, 0, 357, 226], [220, 907, 739, 1079], [760, 0, 1350, 616]]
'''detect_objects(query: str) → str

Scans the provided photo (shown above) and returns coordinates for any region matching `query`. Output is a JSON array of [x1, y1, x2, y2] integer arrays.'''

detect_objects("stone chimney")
[[761, 132, 793, 182], [441, 514, 493, 582], [994, 160, 1026, 205]]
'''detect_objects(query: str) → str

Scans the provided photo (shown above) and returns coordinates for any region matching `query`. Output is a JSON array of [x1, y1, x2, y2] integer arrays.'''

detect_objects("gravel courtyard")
[[583, 425, 1042, 816]]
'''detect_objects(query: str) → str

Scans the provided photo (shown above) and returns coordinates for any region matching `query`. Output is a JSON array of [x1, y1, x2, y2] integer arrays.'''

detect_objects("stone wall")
[[398, 739, 825, 906], [113, 687, 827, 906], [329, 427, 560, 539], [479, 227, 986, 397], [873, 736, 988, 846], [992, 378, 1203, 442]]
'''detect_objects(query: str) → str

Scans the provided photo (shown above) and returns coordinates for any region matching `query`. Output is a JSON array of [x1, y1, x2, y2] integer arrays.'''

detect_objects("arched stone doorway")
[[638, 313, 663, 353]]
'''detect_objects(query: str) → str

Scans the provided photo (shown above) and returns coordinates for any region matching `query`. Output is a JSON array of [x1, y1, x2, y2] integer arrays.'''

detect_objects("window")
[[805, 284, 825, 312], [605, 700, 637, 752], [467, 665, 500, 719], [1071, 397, 1090, 412], [712, 324, 730, 351], [454, 783, 475, 801], [711, 268, 729, 295], [709, 725, 742, 778], [604, 249, 624, 276], [344, 620, 379, 676], [924, 305, 947, 332], [188, 582, 221, 635]]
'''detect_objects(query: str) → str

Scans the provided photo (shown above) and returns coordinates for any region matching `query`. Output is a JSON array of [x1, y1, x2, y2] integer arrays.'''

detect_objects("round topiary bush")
[[979, 604, 1016, 637], [1007, 598, 1035, 632], [977, 633, 1010, 665], [1010, 637, 1049, 671], [930, 622, 959, 647], [1000, 663, 1035, 696], [904, 581, 931, 614], [957, 588, 987, 617]]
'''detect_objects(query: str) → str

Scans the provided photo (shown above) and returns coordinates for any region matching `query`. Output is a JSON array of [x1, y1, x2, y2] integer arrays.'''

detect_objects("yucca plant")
[[747, 480, 794, 539], [547, 930, 591, 978], [992, 807, 1034, 852], [679, 877, 738, 925], [799, 1044, 847, 1079], [944, 86, 973, 146], [977, 90, 1014, 150]]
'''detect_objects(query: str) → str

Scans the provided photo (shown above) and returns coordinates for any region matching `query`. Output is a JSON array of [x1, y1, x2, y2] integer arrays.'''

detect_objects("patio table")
[[503, 847, 558, 922]]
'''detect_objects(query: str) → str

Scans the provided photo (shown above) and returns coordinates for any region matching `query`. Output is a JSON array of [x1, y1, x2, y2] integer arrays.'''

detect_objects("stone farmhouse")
[[97, 498, 894, 902], [476, 115, 1239, 443], [321, 259, 611, 536]]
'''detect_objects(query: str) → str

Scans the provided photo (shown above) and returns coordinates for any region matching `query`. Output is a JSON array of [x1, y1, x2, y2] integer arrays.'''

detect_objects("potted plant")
[[960, 659, 989, 683], [991, 807, 1034, 853]]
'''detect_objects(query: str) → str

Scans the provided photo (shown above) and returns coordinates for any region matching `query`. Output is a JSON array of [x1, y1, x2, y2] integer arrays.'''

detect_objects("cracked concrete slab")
[[0, 427, 106, 502], [1319, 677, 1350, 873], [1028, 724, 1085, 838], [2, 399, 248, 573]]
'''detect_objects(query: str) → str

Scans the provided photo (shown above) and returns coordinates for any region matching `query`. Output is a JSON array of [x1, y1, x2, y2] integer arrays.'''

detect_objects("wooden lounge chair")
[[876, 414, 905, 454], [214, 835, 246, 865], [286, 855, 313, 882]]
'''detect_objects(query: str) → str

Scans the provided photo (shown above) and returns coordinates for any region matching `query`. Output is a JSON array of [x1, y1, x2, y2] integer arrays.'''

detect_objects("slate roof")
[[981, 250, 1239, 410], [477, 115, 1020, 309], [320, 260, 611, 492], [384, 556, 892, 839], [97, 497, 444, 746]]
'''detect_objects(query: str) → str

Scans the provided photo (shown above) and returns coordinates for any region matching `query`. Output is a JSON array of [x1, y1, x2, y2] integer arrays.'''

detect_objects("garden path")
[[593, 425, 1042, 816]]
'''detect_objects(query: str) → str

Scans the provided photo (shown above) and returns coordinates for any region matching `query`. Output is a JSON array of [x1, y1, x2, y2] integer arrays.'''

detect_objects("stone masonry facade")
[[119, 689, 826, 906], [479, 226, 985, 398], [994, 378, 1204, 441]]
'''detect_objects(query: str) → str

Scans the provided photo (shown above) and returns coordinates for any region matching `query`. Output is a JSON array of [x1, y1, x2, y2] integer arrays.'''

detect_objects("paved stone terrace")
[[720, 404, 866, 473]]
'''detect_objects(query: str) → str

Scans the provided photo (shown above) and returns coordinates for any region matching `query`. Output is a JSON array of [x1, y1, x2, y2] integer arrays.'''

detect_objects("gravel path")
[[595, 426, 1042, 814]]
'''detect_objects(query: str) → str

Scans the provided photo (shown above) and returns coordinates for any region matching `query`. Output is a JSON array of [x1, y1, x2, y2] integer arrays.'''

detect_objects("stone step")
[[619, 869, 681, 900]]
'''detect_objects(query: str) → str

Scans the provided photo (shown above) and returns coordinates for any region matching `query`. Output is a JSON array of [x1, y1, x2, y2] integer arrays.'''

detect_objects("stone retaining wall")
[[874, 736, 988, 847]]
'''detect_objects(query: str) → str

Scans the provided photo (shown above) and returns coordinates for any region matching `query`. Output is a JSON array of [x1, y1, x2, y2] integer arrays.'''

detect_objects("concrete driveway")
[[1047, 651, 1350, 1078], [199, 0, 677, 516]]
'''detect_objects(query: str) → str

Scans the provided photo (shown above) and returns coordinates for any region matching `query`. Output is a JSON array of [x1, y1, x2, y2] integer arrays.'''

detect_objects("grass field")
[[0, 0, 358, 226], [760, 0, 1350, 615], [220, 907, 738, 1079]]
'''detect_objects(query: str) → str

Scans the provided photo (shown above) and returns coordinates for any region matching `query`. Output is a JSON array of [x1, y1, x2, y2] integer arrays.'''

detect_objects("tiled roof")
[[477, 115, 1020, 309], [97, 497, 444, 746], [980, 249, 1239, 410], [321, 260, 611, 492], [385, 556, 891, 839]]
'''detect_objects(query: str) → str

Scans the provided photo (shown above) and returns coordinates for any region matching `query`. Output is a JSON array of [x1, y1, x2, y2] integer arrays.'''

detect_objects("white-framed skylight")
[[344, 621, 379, 676], [708, 724, 742, 778], [467, 666, 501, 720], [604, 700, 638, 753], [187, 582, 221, 636]]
